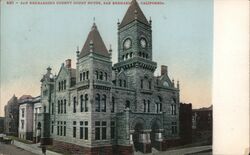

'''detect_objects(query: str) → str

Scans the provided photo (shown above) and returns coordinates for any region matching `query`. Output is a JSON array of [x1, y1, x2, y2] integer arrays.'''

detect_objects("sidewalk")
[[134, 145, 212, 155], [13, 140, 62, 155]]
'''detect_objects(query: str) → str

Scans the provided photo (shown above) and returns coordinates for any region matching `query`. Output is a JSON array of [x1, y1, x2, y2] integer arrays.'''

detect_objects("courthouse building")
[[38, 0, 181, 154]]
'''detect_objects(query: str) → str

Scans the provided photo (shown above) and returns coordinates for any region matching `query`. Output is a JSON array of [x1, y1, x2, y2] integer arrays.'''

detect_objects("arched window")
[[86, 71, 89, 80], [61, 100, 63, 113], [80, 73, 83, 81], [95, 71, 99, 80], [130, 52, 133, 58], [146, 54, 148, 59], [126, 53, 129, 59], [147, 100, 150, 112], [123, 80, 126, 87], [83, 72, 86, 80], [111, 97, 115, 113], [141, 79, 143, 89], [60, 82, 63, 91], [125, 100, 130, 109], [73, 97, 76, 113], [105, 73, 108, 81], [142, 53, 145, 58], [122, 55, 125, 60], [58, 82, 61, 91], [139, 52, 142, 57], [119, 79, 122, 87], [143, 99, 146, 112], [100, 72, 103, 80], [95, 94, 100, 112], [80, 95, 84, 112], [58, 100, 60, 114], [102, 95, 106, 112], [149, 81, 152, 90], [52, 102, 54, 114], [63, 80, 66, 90], [85, 94, 88, 112], [159, 96, 162, 112]]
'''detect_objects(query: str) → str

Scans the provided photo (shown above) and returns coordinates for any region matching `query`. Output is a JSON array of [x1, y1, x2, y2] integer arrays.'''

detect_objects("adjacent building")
[[192, 105, 212, 144], [38, 0, 181, 154], [4, 95, 19, 136], [0, 117, 4, 133], [179, 103, 192, 145], [18, 95, 41, 141]]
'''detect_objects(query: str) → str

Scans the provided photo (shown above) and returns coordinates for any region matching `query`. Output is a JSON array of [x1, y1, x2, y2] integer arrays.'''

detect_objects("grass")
[[45, 145, 72, 155]]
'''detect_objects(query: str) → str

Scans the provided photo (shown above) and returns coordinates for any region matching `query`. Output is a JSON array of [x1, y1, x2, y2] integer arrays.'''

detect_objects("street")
[[0, 143, 37, 155]]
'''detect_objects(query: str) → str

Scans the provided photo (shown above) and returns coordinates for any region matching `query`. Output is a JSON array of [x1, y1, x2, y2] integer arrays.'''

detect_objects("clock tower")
[[117, 0, 153, 62], [114, 0, 158, 112]]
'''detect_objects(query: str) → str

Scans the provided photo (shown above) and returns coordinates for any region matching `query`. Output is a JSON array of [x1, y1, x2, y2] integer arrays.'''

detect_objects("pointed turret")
[[79, 22, 109, 58], [119, 0, 149, 28]]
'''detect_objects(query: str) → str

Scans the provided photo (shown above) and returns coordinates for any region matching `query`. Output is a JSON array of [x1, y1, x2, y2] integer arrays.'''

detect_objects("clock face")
[[163, 81, 169, 87], [124, 39, 132, 49], [140, 38, 147, 48]]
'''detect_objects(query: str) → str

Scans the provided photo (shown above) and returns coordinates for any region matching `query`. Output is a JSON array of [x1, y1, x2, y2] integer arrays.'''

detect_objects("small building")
[[18, 95, 41, 141], [192, 105, 212, 144], [4, 95, 19, 136], [0, 117, 4, 133], [179, 103, 192, 145]]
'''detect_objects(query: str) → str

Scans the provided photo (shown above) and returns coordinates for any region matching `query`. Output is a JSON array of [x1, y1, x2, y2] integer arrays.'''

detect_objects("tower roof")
[[79, 23, 109, 58], [119, 0, 149, 28]]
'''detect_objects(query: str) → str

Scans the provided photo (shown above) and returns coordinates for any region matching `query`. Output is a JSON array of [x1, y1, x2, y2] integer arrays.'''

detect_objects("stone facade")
[[39, 0, 181, 154], [18, 95, 41, 141]]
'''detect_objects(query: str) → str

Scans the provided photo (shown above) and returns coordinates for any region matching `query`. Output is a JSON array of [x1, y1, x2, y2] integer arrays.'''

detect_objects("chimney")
[[65, 59, 71, 68], [161, 65, 168, 76]]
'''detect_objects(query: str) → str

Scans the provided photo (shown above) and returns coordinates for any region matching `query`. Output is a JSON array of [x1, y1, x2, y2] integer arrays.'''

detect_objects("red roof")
[[79, 23, 109, 58], [119, 0, 149, 28]]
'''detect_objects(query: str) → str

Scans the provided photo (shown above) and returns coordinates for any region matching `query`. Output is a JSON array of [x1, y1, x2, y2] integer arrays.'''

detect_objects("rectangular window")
[[73, 127, 76, 138], [95, 121, 100, 140], [86, 71, 89, 80], [64, 121, 66, 136], [171, 105, 177, 115], [52, 102, 54, 114], [64, 100, 66, 113], [57, 121, 59, 135], [51, 121, 54, 134], [73, 97, 76, 113], [149, 81, 151, 89], [171, 122, 177, 134], [60, 100, 63, 114], [80, 73, 82, 81], [73, 121, 76, 138], [80, 127, 83, 139], [111, 97, 115, 113], [21, 109, 24, 118], [60, 121, 63, 136], [58, 101, 60, 114], [102, 121, 107, 140], [143, 100, 146, 112], [21, 120, 24, 129], [111, 121, 115, 139], [147, 100, 150, 112], [85, 126, 88, 140]]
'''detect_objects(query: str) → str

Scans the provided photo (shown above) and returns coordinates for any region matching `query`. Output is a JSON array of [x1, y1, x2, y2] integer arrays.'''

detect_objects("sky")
[[0, 0, 213, 116]]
